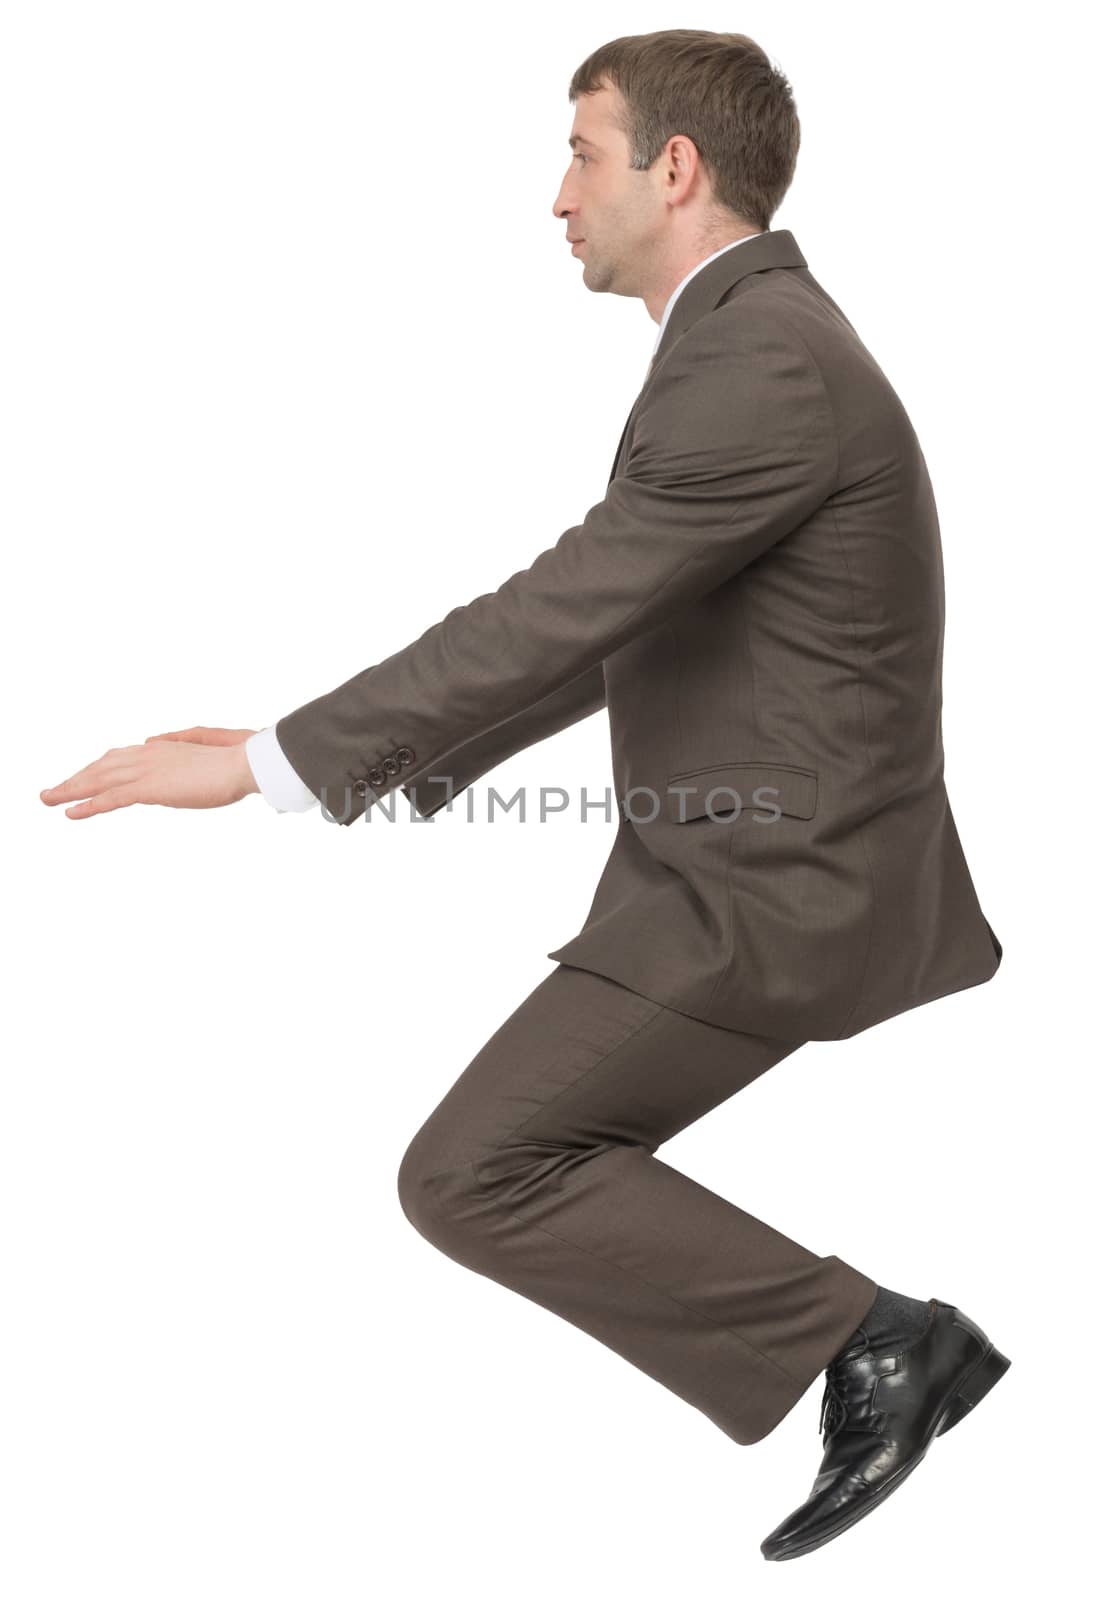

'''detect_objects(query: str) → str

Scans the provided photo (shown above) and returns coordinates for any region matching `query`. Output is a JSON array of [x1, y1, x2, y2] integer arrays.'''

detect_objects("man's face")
[[553, 83, 661, 299]]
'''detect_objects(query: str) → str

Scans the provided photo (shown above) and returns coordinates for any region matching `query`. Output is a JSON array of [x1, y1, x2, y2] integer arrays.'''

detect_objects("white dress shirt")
[[245, 231, 762, 813]]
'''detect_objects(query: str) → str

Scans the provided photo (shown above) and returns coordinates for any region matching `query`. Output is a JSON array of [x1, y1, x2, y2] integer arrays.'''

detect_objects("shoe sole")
[[762, 1340, 1011, 1561]]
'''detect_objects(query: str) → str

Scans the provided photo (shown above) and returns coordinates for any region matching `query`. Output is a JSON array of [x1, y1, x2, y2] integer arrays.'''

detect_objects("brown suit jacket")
[[275, 227, 1002, 1041]]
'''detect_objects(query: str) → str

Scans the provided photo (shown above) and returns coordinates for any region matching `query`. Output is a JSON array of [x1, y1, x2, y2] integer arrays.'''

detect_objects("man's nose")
[[552, 184, 576, 222]]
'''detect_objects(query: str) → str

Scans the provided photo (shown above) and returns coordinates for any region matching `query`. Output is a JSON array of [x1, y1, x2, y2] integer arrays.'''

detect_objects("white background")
[[6, 2, 1085, 1593]]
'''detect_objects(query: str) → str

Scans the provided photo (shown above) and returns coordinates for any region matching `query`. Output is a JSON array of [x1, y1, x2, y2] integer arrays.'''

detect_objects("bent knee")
[[396, 1125, 481, 1246]]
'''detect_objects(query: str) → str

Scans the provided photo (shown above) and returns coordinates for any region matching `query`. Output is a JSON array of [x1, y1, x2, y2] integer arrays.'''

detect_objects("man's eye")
[[573, 152, 589, 165]]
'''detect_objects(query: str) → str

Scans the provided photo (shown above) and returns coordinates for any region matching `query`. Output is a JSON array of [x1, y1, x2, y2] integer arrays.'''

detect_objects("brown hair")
[[568, 30, 800, 232]]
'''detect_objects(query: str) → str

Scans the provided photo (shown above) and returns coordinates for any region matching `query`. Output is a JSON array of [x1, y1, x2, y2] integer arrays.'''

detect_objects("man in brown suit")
[[39, 30, 1008, 1560]]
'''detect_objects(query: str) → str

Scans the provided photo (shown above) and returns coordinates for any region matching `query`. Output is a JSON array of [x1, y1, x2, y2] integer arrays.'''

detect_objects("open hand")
[[39, 725, 261, 820]]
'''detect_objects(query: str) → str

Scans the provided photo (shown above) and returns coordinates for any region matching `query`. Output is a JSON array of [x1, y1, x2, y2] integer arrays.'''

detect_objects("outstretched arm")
[[38, 308, 835, 826]]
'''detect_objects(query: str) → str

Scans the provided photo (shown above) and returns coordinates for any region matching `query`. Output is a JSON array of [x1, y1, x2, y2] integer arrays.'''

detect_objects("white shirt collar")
[[650, 233, 762, 360]]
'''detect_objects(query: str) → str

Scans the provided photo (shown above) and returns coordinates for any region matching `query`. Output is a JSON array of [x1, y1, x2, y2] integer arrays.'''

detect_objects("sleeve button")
[[368, 766, 387, 785], [395, 746, 415, 765]]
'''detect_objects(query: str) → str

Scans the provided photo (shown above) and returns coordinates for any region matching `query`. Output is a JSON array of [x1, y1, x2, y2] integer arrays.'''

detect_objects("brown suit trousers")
[[397, 963, 878, 1446]]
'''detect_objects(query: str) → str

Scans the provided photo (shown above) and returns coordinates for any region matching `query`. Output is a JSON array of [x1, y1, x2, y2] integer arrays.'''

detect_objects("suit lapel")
[[647, 228, 807, 383], [607, 398, 637, 486], [606, 228, 808, 488]]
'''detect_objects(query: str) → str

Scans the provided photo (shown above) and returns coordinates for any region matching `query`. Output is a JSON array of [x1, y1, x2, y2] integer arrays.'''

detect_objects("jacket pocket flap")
[[665, 762, 818, 822]]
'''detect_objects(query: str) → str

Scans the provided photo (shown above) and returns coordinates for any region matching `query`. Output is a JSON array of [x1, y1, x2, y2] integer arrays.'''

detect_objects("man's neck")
[[646, 232, 762, 326]]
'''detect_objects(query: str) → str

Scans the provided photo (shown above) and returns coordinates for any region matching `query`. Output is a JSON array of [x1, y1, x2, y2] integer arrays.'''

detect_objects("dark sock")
[[851, 1284, 933, 1352]]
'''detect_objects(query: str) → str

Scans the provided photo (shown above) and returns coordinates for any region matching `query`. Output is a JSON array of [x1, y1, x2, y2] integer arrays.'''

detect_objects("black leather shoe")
[[759, 1297, 1010, 1561]]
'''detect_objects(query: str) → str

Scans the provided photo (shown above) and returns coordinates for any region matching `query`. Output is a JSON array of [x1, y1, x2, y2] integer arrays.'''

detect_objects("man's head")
[[552, 30, 800, 320]]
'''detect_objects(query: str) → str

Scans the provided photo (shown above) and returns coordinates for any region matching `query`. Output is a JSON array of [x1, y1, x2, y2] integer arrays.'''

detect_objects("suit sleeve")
[[275, 307, 838, 826], [397, 662, 606, 818]]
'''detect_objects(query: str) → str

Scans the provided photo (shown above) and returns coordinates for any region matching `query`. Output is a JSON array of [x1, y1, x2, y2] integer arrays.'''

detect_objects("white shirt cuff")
[[245, 725, 319, 813]]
